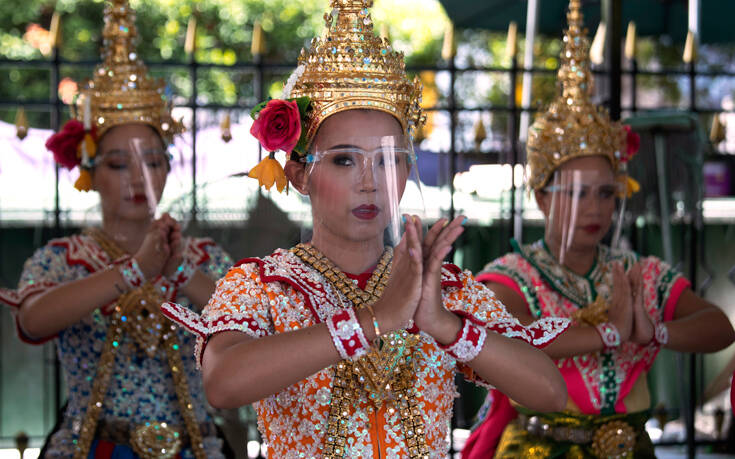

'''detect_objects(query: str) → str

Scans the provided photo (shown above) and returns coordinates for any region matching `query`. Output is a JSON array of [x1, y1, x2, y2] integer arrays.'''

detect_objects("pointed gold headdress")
[[46, 0, 183, 191], [247, 0, 426, 192], [526, 0, 629, 191], [287, 0, 425, 145], [76, 0, 183, 141]]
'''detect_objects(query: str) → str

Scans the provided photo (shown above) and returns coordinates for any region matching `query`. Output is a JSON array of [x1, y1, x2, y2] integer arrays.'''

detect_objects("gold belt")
[[95, 419, 215, 458], [518, 414, 636, 458]]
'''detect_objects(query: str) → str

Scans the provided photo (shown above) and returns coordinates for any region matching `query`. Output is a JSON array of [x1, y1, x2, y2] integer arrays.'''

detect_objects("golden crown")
[[73, 0, 183, 142], [526, 0, 626, 190], [286, 0, 426, 149]]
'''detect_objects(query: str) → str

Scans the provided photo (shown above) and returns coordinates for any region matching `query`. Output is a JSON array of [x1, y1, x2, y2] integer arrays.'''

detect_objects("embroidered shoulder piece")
[[51, 234, 111, 272], [478, 253, 543, 318], [0, 234, 110, 309], [184, 237, 217, 267]]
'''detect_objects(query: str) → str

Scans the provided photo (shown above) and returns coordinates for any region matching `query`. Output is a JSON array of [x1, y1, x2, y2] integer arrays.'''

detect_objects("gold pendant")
[[130, 422, 182, 459], [354, 331, 419, 403], [123, 290, 166, 358], [590, 420, 635, 459]]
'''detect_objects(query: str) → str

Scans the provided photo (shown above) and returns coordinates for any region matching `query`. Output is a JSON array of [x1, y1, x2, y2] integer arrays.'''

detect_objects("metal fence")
[[1, 32, 735, 457]]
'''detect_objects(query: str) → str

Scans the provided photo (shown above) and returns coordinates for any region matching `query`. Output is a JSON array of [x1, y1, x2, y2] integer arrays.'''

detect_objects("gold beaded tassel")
[[162, 321, 207, 459], [73, 316, 124, 459], [291, 243, 428, 458], [72, 229, 206, 459]]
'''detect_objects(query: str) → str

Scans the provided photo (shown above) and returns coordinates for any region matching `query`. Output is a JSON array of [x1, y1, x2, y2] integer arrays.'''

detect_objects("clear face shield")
[[298, 134, 424, 254], [86, 128, 174, 240], [538, 167, 627, 265]]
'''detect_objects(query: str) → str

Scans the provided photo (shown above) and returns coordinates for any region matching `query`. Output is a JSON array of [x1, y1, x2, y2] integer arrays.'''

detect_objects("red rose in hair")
[[250, 99, 302, 153], [45, 120, 86, 169], [622, 125, 640, 162]]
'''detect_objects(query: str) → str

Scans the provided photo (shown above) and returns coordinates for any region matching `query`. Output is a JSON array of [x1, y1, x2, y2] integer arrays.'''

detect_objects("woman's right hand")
[[608, 262, 633, 343], [133, 218, 174, 280], [371, 215, 424, 333]]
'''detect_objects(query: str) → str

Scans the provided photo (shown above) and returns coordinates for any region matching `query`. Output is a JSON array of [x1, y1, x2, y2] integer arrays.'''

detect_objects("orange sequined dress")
[[163, 248, 569, 458]]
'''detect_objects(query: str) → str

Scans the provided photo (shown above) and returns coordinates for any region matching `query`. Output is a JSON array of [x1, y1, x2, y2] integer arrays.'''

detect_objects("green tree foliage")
[[0, 0, 449, 128]]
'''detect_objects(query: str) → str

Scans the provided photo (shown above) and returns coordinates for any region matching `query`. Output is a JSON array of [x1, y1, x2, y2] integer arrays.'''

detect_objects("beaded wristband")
[[326, 309, 371, 360], [116, 257, 145, 290], [595, 322, 621, 349], [168, 258, 197, 289], [653, 322, 669, 346], [440, 315, 487, 362]]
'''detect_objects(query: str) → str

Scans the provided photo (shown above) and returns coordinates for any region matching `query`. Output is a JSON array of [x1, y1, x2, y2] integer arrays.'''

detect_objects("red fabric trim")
[[344, 270, 373, 291], [15, 315, 55, 345], [190, 238, 216, 266], [230, 256, 463, 332], [234, 256, 327, 324], [438, 314, 468, 349], [663, 277, 691, 322], [474, 273, 529, 309], [614, 355, 658, 413], [93, 439, 116, 459], [0, 283, 60, 345], [209, 315, 264, 336], [461, 390, 518, 459], [49, 236, 106, 273], [559, 361, 598, 414], [329, 309, 366, 357], [160, 302, 209, 339], [440, 263, 463, 288], [0, 281, 58, 308]]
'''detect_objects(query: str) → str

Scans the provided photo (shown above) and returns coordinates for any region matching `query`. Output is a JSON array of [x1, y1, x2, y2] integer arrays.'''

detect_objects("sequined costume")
[[461, 0, 691, 456], [162, 248, 569, 458], [461, 239, 689, 458], [0, 234, 232, 458]]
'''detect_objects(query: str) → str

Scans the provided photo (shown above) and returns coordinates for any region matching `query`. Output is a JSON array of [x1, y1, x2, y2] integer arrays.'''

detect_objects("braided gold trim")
[[291, 243, 428, 458], [72, 229, 205, 459]]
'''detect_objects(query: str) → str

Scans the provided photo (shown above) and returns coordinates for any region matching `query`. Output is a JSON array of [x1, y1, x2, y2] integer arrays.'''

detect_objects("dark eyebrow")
[[99, 149, 128, 157], [326, 144, 363, 150]]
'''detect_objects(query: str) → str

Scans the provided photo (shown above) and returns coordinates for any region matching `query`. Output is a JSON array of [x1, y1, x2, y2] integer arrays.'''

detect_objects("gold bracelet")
[[364, 304, 381, 341]]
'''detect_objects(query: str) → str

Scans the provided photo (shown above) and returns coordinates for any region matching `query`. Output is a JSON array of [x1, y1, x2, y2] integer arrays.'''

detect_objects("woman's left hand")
[[161, 213, 185, 279], [412, 215, 466, 342], [628, 262, 655, 345]]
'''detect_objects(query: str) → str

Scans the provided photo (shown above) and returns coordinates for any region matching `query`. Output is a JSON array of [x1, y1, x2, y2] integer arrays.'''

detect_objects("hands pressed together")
[[607, 261, 655, 346], [371, 214, 467, 344], [133, 213, 185, 282]]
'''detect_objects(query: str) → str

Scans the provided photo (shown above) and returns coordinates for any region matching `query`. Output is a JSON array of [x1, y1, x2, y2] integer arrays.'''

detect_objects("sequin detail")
[[0, 233, 232, 458], [165, 248, 569, 458], [479, 240, 689, 414]]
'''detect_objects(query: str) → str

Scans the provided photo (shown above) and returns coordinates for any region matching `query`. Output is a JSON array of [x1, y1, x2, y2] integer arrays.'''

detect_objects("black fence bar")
[[507, 53, 519, 251], [0, 20, 728, 456], [448, 54, 457, 222]]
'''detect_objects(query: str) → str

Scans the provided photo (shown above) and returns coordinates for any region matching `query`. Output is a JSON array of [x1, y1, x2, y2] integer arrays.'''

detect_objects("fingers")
[[422, 218, 447, 258], [404, 216, 423, 266], [434, 216, 465, 249], [612, 262, 630, 298]]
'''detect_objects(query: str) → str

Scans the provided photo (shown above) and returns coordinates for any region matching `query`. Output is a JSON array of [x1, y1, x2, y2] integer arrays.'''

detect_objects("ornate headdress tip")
[[285, 0, 423, 147], [71, 0, 182, 143], [527, 0, 631, 190]]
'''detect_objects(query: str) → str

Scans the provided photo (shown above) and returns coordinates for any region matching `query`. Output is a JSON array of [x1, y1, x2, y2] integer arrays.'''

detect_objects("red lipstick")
[[129, 194, 148, 204], [352, 204, 379, 220], [581, 224, 601, 234]]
